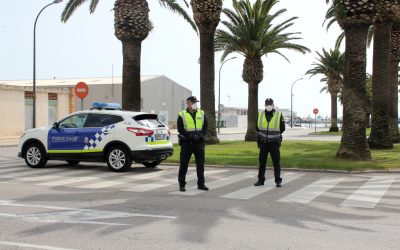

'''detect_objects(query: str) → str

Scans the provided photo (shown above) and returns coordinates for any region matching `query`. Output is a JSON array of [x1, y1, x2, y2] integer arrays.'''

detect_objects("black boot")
[[254, 180, 264, 186], [179, 186, 186, 192], [197, 185, 209, 191]]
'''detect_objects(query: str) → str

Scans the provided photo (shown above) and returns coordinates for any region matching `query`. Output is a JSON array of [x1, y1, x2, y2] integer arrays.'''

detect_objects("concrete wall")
[[0, 88, 25, 137], [0, 85, 71, 137]]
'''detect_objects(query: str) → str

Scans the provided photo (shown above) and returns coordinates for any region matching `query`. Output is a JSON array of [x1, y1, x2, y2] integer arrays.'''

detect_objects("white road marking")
[[39, 176, 99, 186], [2, 168, 66, 178], [77, 169, 179, 189], [20, 169, 104, 182], [0, 241, 77, 250], [340, 177, 395, 208], [78, 180, 123, 189], [0, 166, 29, 175], [123, 168, 177, 180], [171, 171, 255, 196], [125, 169, 228, 192], [278, 177, 345, 203], [222, 173, 304, 200], [0, 200, 176, 224]]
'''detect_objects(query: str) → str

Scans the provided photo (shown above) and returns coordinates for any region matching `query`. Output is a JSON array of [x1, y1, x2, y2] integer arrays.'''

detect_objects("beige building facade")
[[0, 84, 71, 137], [0, 75, 191, 137]]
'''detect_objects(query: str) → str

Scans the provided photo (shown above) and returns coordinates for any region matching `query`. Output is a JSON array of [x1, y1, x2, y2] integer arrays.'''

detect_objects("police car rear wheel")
[[107, 146, 132, 172], [24, 143, 47, 168], [142, 161, 161, 168]]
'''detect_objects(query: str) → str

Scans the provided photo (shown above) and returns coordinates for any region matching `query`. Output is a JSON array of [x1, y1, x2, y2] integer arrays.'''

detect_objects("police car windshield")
[[133, 114, 165, 128]]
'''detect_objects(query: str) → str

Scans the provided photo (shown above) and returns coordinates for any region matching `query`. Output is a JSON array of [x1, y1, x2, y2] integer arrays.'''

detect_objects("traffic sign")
[[313, 108, 319, 115], [74, 82, 89, 99]]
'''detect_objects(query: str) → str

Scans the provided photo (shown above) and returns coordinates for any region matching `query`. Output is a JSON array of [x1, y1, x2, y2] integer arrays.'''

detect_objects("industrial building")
[[0, 75, 191, 137]]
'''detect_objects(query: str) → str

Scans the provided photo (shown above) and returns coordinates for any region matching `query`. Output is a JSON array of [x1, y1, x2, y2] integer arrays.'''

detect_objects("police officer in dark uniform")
[[177, 96, 209, 192], [254, 98, 285, 187]]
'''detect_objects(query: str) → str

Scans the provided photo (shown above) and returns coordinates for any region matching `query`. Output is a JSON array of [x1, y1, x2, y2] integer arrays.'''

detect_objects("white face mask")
[[191, 103, 198, 110], [265, 105, 273, 111]]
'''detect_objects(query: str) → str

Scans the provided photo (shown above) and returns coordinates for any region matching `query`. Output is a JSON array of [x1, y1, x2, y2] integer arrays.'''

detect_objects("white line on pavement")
[[39, 176, 99, 187], [340, 177, 395, 208], [0, 241, 78, 250], [222, 173, 304, 200], [278, 177, 345, 204], [171, 171, 255, 196], [125, 169, 228, 192]]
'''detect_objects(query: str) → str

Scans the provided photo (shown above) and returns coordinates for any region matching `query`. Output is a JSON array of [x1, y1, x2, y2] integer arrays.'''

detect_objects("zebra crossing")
[[0, 162, 399, 208]]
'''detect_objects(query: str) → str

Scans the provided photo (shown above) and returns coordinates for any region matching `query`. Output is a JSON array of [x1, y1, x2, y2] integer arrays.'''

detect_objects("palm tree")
[[61, 0, 196, 111], [190, 0, 223, 144], [327, 0, 373, 160], [390, 24, 400, 143], [368, 0, 399, 149], [305, 47, 344, 132], [215, 0, 309, 141]]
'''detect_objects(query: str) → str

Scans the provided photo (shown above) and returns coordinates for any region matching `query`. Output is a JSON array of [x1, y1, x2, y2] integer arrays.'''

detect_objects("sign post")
[[74, 82, 89, 110], [313, 108, 319, 133]]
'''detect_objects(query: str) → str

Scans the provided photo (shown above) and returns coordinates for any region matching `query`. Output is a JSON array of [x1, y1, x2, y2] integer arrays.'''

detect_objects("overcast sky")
[[1, 0, 382, 118]]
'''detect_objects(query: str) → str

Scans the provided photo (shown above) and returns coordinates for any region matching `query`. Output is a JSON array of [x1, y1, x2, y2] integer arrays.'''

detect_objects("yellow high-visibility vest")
[[257, 111, 282, 141], [178, 109, 205, 132]]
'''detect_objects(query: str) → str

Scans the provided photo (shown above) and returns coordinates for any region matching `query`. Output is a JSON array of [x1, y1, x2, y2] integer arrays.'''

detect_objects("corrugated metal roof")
[[0, 75, 161, 87]]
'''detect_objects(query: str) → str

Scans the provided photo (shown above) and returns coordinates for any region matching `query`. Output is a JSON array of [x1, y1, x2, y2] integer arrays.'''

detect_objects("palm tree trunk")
[[390, 24, 400, 143], [245, 82, 258, 141], [368, 21, 394, 149], [121, 40, 142, 111], [337, 23, 371, 160], [329, 92, 339, 132], [390, 58, 400, 143], [199, 30, 219, 144]]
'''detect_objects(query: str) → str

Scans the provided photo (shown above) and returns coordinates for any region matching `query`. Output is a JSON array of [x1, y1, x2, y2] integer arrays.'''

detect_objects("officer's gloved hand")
[[190, 132, 202, 143]]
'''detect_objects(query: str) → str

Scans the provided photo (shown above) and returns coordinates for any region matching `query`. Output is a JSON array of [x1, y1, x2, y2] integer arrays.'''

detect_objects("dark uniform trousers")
[[178, 141, 205, 186], [258, 140, 282, 184]]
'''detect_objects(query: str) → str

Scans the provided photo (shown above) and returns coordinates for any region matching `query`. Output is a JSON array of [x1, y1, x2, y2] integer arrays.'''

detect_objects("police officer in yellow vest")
[[177, 96, 209, 192], [254, 98, 285, 187]]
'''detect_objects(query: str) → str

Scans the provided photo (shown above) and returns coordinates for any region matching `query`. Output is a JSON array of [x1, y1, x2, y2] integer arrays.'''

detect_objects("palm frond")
[[61, 0, 92, 22], [158, 0, 197, 33]]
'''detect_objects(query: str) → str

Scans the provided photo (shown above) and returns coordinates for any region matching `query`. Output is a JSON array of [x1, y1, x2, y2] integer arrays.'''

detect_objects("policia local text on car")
[[177, 96, 209, 192]]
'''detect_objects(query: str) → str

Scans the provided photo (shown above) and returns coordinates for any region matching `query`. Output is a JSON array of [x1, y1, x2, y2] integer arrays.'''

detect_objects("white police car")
[[18, 102, 173, 172]]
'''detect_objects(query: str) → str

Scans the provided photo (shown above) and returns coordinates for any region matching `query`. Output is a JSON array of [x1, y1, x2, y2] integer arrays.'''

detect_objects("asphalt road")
[[1, 147, 399, 250]]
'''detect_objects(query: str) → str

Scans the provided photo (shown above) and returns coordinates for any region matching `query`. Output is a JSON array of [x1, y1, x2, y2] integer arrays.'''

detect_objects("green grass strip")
[[165, 140, 400, 171]]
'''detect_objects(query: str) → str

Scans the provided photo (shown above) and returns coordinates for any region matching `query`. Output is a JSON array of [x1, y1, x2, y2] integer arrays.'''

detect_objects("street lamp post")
[[218, 57, 236, 133], [33, 0, 63, 128], [290, 77, 303, 128]]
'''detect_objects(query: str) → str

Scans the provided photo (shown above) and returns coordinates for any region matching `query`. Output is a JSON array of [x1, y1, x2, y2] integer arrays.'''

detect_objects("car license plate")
[[155, 134, 165, 140]]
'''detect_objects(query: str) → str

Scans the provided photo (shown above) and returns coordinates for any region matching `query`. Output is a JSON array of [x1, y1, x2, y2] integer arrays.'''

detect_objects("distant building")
[[218, 105, 290, 128], [0, 75, 191, 137]]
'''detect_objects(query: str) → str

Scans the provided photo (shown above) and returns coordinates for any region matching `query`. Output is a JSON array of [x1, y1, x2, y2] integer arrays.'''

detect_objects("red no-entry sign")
[[313, 108, 319, 115], [74, 82, 89, 99]]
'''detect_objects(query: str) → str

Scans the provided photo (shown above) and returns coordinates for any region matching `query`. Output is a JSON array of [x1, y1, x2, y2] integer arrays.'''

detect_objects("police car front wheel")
[[24, 143, 47, 168], [106, 146, 132, 172]]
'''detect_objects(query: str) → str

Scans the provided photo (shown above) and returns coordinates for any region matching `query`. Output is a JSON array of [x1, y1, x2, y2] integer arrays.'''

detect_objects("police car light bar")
[[91, 102, 122, 110]]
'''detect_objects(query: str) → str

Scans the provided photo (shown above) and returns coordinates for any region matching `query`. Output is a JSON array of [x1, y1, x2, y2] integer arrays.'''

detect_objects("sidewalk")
[[0, 136, 19, 147]]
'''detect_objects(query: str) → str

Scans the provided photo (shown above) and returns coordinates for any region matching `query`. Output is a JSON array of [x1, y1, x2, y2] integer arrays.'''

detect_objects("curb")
[[0, 144, 18, 148], [162, 163, 400, 174]]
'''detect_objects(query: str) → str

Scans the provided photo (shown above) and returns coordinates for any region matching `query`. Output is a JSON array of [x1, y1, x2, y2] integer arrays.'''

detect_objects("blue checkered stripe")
[[83, 124, 116, 150]]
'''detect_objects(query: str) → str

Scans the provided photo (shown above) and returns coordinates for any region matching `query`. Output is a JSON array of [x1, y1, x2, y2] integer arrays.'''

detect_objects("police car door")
[[48, 113, 88, 158], [81, 113, 122, 159]]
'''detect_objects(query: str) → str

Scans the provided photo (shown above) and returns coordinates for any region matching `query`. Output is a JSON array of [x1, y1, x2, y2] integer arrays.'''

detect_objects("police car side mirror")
[[52, 122, 59, 129]]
